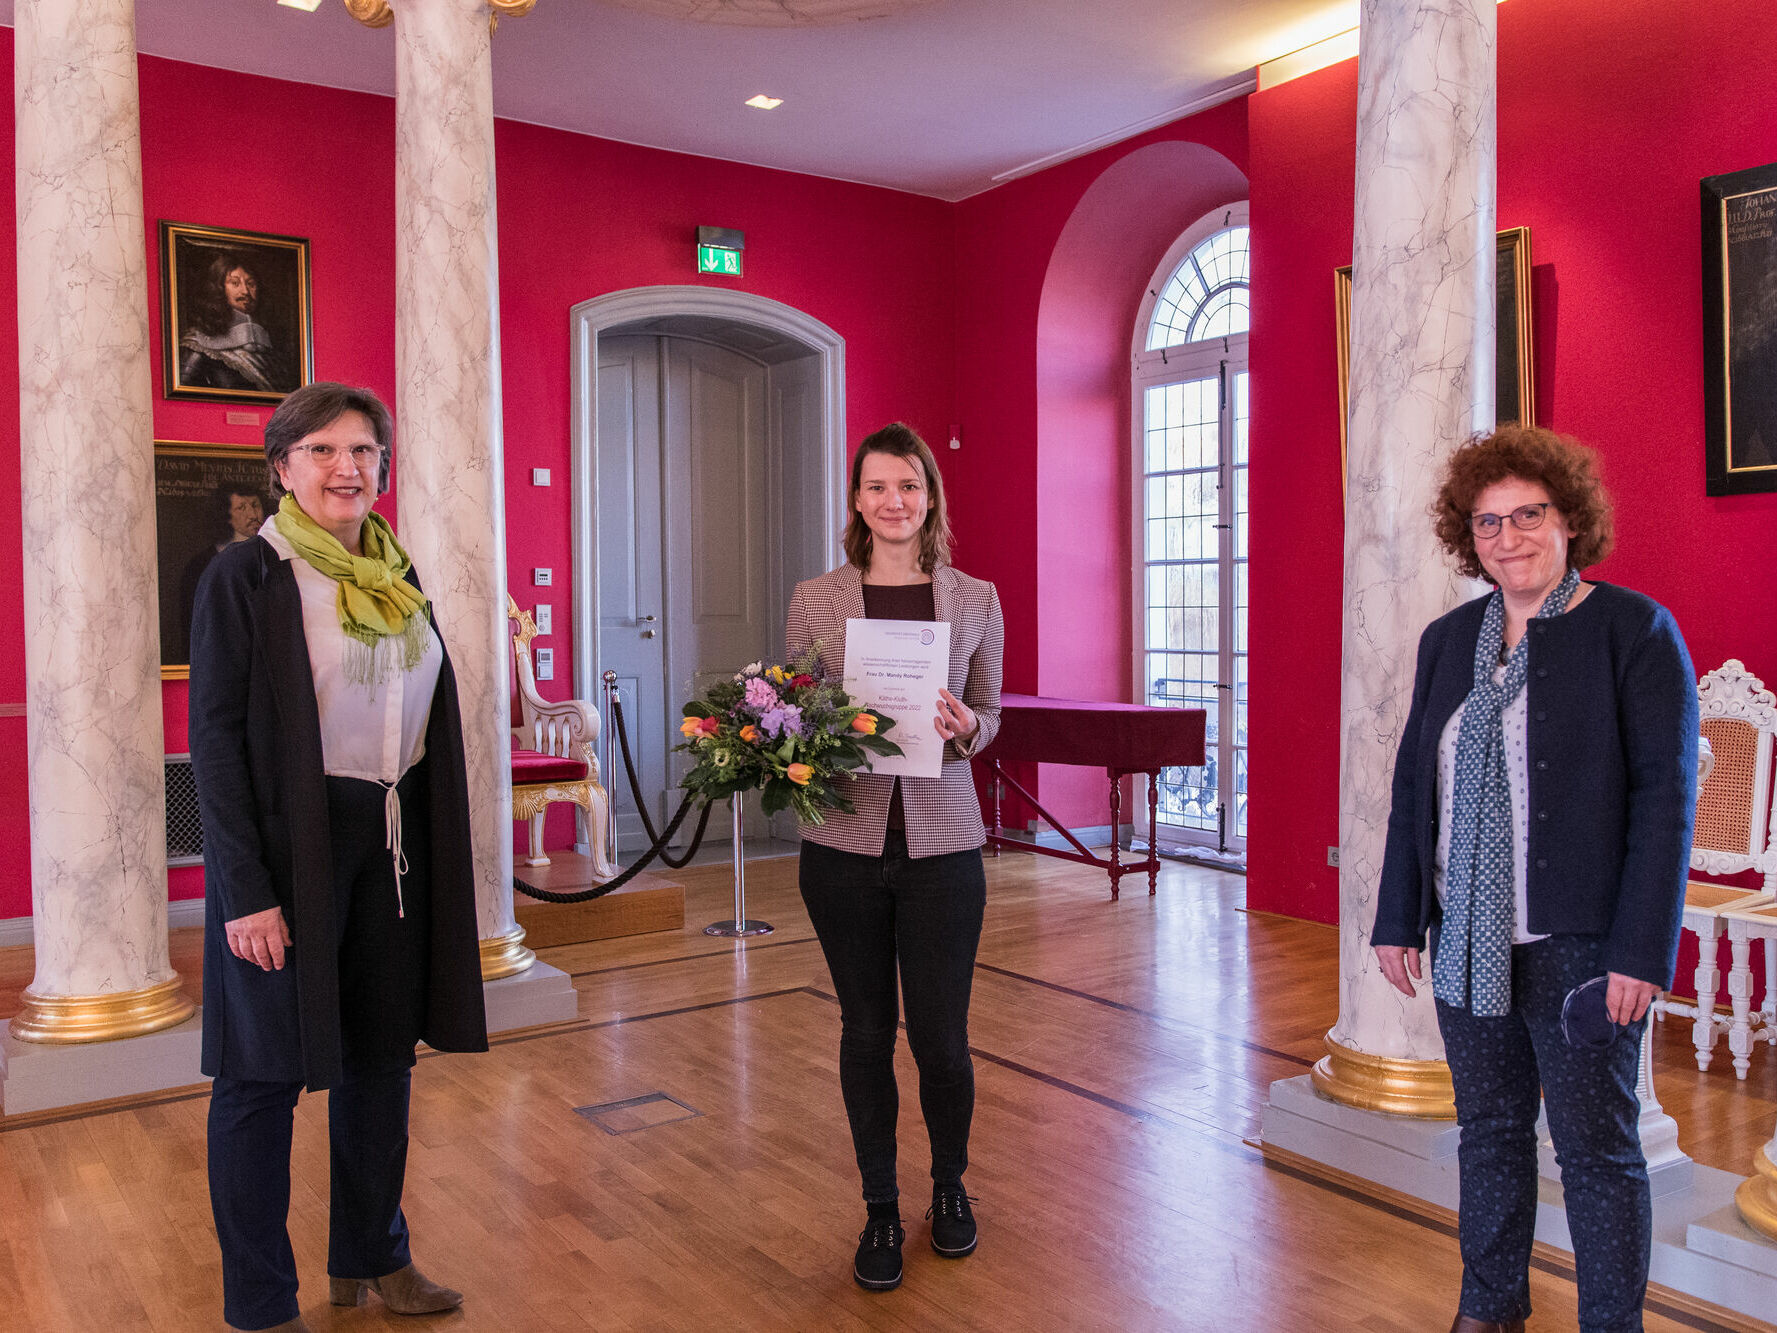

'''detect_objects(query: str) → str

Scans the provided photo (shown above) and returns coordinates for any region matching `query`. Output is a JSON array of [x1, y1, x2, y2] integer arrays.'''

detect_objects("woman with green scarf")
[[189, 382, 487, 1333]]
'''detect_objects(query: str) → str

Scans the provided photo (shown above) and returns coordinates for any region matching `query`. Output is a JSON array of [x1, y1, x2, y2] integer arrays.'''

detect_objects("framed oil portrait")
[[1702, 161, 1777, 495], [1336, 227, 1536, 480], [159, 221, 313, 405], [156, 441, 271, 678]]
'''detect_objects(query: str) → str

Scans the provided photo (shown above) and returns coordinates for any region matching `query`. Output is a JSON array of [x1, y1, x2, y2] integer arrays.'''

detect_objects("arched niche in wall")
[[1035, 139, 1249, 698], [1032, 140, 1247, 816]]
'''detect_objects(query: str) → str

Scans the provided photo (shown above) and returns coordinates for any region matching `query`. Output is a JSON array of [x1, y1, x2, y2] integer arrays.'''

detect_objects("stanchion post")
[[602, 670, 620, 866], [704, 790, 772, 938]]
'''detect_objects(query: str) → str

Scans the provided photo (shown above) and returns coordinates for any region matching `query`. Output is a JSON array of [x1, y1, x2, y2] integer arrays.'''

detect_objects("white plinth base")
[[1262, 1074, 1777, 1325], [1, 965, 576, 1118], [0, 1015, 205, 1116], [482, 960, 577, 1033]]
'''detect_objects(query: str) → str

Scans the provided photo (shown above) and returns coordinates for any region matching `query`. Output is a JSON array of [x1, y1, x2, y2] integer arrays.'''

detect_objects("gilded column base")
[[1311, 1034, 1457, 1119], [1734, 1144, 1777, 1242], [8, 975, 195, 1044], [479, 926, 535, 981]]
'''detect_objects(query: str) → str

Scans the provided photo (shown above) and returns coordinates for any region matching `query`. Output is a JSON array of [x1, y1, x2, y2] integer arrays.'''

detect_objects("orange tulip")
[[787, 763, 813, 786], [679, 717, 704, 739], [739, 724, 760, 743], [850, 713, 878, 735]]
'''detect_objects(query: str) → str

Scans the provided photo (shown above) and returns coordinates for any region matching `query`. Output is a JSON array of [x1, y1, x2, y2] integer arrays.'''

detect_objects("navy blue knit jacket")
[[1371, 581, 1698, 988]]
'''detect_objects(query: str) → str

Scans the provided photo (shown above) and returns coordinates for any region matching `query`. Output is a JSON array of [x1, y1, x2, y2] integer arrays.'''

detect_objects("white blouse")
[[1433, 662, 1547, 946], [259, 520, 442, 783]]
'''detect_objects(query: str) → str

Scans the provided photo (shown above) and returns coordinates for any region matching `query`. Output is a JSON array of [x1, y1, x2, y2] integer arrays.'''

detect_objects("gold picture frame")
[[155, 440, 270, 679], [1336, 226, 1535, 484], [159, 220, 313, 405]]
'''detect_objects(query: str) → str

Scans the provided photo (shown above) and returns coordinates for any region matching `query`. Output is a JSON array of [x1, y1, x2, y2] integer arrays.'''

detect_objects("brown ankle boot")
[[329, 1262, 463, 1314], [1449, 1316, 1526, 1333]]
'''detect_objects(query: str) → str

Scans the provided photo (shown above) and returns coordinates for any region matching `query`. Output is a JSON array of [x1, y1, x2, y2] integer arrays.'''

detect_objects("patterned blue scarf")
[[1432, 568, 1581, 1016]]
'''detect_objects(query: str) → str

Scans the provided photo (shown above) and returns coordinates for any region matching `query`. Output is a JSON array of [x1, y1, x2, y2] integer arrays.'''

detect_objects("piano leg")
[[1108, 770, 1122, 901], [989, 761, 1002, 857], [1147, 771, 1159, 895]]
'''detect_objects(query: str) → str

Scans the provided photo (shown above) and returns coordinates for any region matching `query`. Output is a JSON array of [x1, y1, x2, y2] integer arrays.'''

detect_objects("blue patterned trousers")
[[1434, 933, 1650, 1333]]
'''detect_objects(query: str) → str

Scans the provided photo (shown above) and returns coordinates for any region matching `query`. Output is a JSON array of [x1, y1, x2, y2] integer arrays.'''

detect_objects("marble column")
[[352, 0, 533, 978], [10, 0, 193, 1042], [1311, 0, 1496, 1114]]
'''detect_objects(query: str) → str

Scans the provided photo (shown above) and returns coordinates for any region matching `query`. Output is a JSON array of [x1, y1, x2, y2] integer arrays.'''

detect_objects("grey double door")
[[596, 333, 774, 848]]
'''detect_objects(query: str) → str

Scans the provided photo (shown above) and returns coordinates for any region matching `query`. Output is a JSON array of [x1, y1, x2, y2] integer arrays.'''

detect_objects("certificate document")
[[842, 618, 951, 779]]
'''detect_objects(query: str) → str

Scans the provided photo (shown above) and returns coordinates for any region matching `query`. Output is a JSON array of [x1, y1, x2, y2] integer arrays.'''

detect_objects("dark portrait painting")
[[1703, 162, 1777, 495], [160, 221, 313, 405], [156, 442, 271, 676]]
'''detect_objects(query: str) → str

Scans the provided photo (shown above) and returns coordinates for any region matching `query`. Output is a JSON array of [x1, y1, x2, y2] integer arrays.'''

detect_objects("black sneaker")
[[853, 1216, 906, 1290], [926, 1187, 977, 1257]]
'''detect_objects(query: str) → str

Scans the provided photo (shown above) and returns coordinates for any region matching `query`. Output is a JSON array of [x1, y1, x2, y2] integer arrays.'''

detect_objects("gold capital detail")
[[1735, 1144, 1777, 1242], [1310, 1034, 1457, 1119], [344, 0, 539, 28], [480, 925, 536, 981], [8, 975, 195, 1044]]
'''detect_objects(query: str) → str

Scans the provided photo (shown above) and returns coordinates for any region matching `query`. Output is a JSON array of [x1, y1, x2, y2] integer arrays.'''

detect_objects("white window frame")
[[1130, 202, 1249, 857]]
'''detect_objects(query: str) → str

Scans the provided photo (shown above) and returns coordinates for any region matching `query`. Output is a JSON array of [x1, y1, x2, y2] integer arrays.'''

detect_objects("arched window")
[[1146, 224, 1250, 349], [1131, 204, 1250, 860]]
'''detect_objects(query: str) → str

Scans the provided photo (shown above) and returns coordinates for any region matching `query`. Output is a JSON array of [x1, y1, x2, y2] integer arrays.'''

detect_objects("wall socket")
[[1327, 846, 1340, 867], [534, 603, 552, 635], [535, 647, 554, 681]]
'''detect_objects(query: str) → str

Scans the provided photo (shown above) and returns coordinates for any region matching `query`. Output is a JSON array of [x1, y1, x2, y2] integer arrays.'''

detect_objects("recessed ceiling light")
[[744, 95, 784, 110], [278, 0, 324, 11]]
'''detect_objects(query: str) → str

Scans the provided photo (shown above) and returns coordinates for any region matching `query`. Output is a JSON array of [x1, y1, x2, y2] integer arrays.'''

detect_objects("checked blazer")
[[786, 561, 1003, 858]]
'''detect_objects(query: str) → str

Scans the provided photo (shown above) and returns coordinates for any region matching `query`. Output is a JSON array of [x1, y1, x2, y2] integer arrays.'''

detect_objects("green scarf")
[[274, 494, 431, 684]]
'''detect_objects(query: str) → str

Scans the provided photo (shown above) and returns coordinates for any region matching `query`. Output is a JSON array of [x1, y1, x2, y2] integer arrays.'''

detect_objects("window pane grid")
[[1147, 226, 1251, 351]]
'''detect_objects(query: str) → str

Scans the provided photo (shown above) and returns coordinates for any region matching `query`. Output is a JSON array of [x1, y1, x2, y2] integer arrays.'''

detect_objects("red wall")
[[2, 0, 1774, 946], [1244, 0, 1777, 947], [0, 46, 954, 920]]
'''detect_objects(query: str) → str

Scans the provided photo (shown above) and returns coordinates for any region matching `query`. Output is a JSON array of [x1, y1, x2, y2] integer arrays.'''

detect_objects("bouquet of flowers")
[[677, 647, 902, 824]]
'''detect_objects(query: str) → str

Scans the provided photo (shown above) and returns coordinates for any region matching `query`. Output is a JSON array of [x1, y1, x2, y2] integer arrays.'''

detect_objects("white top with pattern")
[[1434, 663, 1548, 945], [259, 519, 442, 783]]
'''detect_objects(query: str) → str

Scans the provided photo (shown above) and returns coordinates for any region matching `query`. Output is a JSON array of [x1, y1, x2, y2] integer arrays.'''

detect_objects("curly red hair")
[[1431, 425, 1614, 581]]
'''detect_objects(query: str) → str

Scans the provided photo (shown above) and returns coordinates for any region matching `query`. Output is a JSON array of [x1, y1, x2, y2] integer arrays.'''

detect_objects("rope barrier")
[[510, 694, 717, 904]]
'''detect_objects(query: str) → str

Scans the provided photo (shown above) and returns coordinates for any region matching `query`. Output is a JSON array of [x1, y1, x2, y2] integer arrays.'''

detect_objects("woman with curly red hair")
[[1371, 425, 1697, 1333]]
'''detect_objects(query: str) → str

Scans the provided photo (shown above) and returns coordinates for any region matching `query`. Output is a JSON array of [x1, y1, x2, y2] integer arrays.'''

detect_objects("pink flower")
[[743, 677, 778, 710]]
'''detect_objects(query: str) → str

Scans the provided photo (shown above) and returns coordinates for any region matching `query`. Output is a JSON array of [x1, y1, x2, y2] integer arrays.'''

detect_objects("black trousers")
[[799, 832, 987, 1205], [208, 773, 431, 1330]]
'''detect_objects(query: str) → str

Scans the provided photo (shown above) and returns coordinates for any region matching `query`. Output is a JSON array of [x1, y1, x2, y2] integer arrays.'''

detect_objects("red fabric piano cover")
[[983, 693, 1206, 771]]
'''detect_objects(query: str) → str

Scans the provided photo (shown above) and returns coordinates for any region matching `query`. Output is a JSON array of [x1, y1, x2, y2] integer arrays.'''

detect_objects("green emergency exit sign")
[[697, 245, 743, 276], [696, 226, 745, 277]]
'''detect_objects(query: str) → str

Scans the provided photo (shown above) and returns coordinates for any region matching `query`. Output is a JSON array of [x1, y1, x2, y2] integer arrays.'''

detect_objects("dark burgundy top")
[[860, 580, 936, 829]]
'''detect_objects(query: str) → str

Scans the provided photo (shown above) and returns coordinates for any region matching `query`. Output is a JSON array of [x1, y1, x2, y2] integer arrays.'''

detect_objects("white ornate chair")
[[1651, 659, 1777, 1072], [508, 597, 615, 873]]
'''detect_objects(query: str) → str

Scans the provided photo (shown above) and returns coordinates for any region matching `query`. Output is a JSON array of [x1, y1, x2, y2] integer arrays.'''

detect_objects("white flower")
[[742, 661, 763, 676]]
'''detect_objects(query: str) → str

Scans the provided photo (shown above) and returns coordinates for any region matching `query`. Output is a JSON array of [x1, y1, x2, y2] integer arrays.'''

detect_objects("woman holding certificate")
[[786, 422, 1004, 1293]]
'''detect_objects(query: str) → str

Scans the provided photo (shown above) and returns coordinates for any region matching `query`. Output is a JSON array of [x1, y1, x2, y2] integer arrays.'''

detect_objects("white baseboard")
[[0, 898, 207, 949]]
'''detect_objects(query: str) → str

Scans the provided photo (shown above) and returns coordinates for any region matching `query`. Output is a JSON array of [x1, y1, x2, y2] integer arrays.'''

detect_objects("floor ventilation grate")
[[573, 1092, 702, 1135]]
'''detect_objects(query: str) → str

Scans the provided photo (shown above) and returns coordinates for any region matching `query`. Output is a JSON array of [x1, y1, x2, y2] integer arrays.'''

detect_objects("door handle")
[[641, 629, 657, 639]]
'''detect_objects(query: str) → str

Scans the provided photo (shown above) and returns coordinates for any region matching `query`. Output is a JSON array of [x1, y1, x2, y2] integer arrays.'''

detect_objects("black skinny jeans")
[[799, 831, 987, 1206]]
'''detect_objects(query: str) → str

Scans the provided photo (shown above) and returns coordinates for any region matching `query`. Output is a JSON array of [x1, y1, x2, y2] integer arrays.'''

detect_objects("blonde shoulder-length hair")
[[842, 422, 954, 574]]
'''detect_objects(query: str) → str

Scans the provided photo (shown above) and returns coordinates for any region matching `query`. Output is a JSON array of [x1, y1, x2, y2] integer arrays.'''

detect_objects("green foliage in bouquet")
[[676, 647, 902, 824]]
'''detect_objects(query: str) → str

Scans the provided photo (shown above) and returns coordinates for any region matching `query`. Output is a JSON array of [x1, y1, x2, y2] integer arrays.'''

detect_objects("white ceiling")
[[4, 0, 1359, 200]]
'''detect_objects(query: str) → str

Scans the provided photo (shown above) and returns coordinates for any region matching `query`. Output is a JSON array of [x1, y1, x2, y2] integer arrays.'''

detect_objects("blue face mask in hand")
[[1561, 975, 1622, 1049]]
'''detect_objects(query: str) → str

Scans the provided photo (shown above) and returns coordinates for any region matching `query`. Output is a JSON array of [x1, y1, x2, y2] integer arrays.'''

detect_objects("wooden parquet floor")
[[1, 851, 1773, 1331]]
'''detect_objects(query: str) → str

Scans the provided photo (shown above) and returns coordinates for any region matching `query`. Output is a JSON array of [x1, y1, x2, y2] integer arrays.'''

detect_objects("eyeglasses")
[[290, 443, 383, 468], [1469, 502, 1550, 539]]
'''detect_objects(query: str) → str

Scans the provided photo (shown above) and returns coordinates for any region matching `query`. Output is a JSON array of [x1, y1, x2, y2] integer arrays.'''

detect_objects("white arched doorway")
[[568, 287, 847, 844]]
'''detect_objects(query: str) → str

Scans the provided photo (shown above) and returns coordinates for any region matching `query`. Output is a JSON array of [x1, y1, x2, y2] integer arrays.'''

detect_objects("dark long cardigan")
[[1371, 581, 1698, 988], [189, 536, 488, 1091]]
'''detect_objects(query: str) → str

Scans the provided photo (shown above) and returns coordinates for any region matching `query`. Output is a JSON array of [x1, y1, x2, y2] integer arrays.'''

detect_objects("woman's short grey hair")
[[263, 382, 394, 502]]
